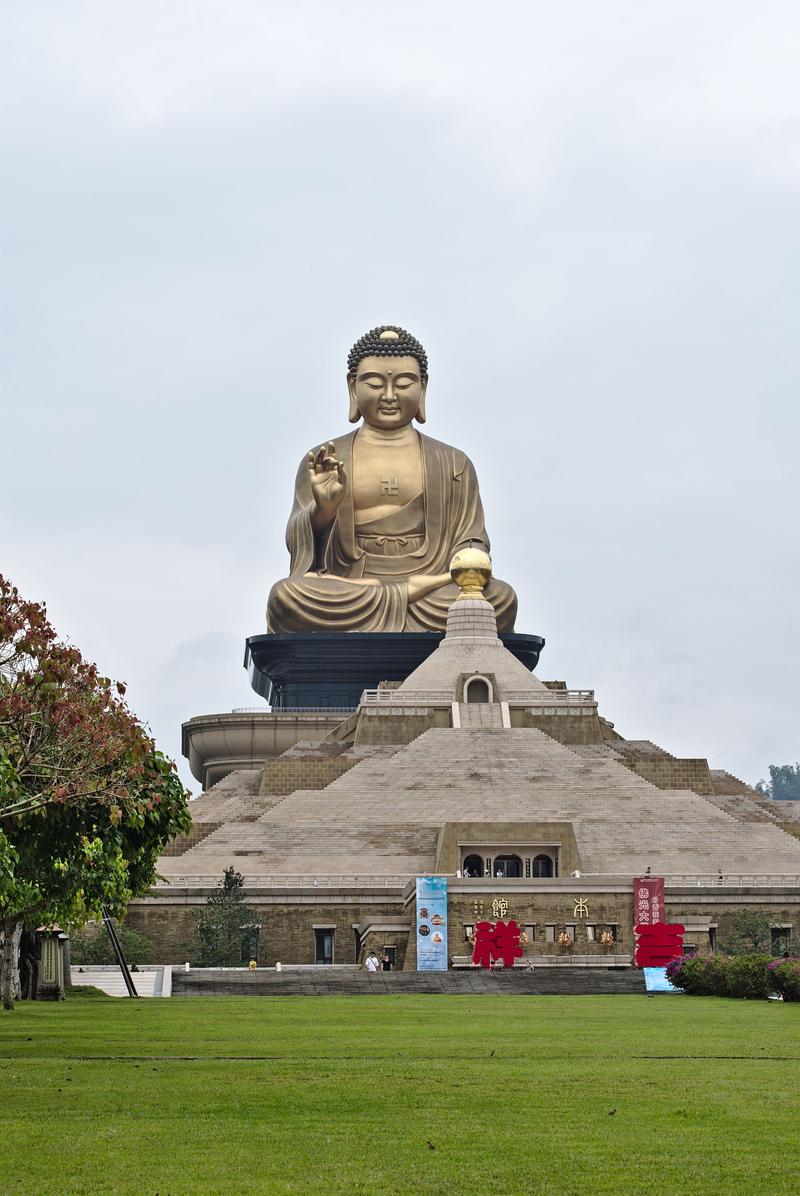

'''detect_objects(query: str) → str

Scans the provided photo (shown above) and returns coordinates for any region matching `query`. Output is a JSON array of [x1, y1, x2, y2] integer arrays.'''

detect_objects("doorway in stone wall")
[[532, 854, 554, 878], [315, 929, 334, 965], [493, 854, 522, 878]]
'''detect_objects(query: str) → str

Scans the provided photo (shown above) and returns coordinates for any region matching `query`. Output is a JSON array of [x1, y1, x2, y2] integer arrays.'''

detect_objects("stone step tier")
[[162, 727, 800, 880], [171, 966, 646, 997]]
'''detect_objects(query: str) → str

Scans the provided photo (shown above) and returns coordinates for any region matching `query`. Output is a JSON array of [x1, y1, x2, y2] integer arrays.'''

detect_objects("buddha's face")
[[348, 355, 427, 429]]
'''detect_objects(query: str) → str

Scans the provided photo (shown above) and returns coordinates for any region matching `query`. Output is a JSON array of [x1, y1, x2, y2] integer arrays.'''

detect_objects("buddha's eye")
[[366, 382, 384, 391]]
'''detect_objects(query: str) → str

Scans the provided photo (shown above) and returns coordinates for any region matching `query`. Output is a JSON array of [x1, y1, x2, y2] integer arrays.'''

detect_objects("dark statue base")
[[244, 631, 545, 710]]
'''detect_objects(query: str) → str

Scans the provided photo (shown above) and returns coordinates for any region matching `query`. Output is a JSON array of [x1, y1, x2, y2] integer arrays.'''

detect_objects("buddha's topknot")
[[347, 325, 428, 380]]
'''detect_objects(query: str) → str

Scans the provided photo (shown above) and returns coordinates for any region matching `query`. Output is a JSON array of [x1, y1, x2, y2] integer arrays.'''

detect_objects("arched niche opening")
[[462, 854, 484, 878], [465, 676, 492, 703], [532, 854, 554, 878]]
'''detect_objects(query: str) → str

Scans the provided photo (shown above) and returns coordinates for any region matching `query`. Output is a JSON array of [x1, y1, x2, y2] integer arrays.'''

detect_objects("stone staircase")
[[262, 728, 800, 873], [71, 965, 168, 997], [755, 799, 800, 841], [593, 760, 800, 845], [188, 770, 264, 823], [171, 965, 646, 997], [459, 702, 504, 729], [161, 726, 800, 880], [710, 768, 760, 797], [685, 771, 800, 839], [184, 768, 308, 828], [259, 743, 363, 797], [159, 822, 436, 878], [699, 793, 781, 825], [162, 821, 221, 856], [580, 740, 715, 796]]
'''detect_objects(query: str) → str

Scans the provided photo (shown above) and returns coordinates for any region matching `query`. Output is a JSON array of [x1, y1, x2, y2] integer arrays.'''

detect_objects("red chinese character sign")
[[633, 876, 665, 925], [632, 877, 683, 967], [472, 919, 523, 969], [634, 922, 685, 967]]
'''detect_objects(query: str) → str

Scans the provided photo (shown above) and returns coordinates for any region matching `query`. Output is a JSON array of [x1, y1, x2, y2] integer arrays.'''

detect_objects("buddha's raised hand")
[[308, 442, 346, 527]]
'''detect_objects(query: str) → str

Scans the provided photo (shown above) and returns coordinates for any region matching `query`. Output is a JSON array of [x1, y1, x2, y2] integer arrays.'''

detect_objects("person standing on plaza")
[[364, 951, 379, 972]]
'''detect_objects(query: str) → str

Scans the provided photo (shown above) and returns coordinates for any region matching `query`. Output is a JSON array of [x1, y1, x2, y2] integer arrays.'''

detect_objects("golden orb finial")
[[449, 546, 492, 599], [379, 328, 401, 340]]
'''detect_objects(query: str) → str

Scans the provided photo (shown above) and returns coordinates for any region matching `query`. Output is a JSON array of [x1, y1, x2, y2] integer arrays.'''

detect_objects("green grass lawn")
[[2, 992, 799, 1195]]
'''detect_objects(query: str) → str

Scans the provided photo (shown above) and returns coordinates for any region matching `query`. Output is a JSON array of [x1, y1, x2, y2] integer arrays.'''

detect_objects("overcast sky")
[[2, 3, 798, 793]]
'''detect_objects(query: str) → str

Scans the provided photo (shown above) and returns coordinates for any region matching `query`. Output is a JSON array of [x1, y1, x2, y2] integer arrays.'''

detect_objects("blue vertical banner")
[[416, 876, 449, 971]]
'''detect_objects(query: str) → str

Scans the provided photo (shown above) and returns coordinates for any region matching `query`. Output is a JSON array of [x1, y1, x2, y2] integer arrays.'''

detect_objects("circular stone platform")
[[245, 631, 545, 710]]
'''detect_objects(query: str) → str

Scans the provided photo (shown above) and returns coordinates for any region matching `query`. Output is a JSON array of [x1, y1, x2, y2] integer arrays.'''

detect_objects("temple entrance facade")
[[128, 874, 800, 970]]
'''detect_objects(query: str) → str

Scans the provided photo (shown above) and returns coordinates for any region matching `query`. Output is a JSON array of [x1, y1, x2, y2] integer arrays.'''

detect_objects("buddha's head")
[[347, 325, 428, 428]]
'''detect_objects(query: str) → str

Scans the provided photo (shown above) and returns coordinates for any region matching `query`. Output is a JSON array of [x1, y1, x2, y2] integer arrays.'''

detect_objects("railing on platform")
[[230, 707, 356, 716], [665, 874, 800, 888], [155, 875, 410, 889], [359, 688, 596, 706], [360, 689, 451, 704], [153, 873, 800, 891], [506, 688, 595, 704]]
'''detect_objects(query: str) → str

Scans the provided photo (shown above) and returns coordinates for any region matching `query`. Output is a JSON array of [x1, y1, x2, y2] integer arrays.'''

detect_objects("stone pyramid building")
[[130, 578, 800, 969]]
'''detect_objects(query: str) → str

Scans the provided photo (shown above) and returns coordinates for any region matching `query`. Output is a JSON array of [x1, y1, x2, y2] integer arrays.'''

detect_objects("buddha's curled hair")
[[347, 325, 428, 380]]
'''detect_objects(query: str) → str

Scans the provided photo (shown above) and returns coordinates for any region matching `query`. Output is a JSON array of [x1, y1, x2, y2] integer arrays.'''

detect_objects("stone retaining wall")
[[259, 755, 359, 796]]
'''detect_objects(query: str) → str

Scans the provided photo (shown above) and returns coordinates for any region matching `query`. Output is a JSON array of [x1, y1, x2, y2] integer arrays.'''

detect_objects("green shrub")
[[767, 959, 800, 1002], [673, 954, 729, 996], [668, 953, 773, 999], [69, 920, 154, 966], [724, 954, 772, 999]]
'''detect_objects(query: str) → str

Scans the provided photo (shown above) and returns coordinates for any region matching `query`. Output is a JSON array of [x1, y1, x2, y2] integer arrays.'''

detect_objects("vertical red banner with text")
[[633, 877, 664, 925]]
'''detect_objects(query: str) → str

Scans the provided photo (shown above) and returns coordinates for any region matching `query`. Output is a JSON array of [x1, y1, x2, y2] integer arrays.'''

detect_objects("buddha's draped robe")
[[267, 431, 517, 633]]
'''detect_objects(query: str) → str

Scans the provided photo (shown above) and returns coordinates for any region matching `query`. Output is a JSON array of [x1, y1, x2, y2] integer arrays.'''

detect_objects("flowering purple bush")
[[665, 954, 725, 995], [767, 958, 800, 1001], [665, 957, 685, 986], [665, 954, 774, 998]]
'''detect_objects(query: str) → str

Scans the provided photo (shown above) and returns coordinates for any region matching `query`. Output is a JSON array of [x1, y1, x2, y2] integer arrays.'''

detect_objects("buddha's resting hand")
[[308, 442, 346, 530], [407, 573, 451, 602], [300, 572, 450, 602]]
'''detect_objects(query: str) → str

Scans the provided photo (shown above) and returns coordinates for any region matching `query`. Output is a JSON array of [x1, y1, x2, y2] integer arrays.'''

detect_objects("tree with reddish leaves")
[[0, 575, 190, 1009]]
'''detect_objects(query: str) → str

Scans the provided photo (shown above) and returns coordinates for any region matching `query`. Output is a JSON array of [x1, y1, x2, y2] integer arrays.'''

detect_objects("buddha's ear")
[[414, 380, 428, 424], [347, 375, 360, 423]]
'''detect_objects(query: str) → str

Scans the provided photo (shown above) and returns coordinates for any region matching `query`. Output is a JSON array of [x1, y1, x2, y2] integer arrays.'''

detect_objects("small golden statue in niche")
[[267, 326, 518, 633]]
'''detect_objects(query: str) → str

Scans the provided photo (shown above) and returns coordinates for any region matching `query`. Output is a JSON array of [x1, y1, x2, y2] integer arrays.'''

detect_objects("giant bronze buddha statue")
[[267, 325, 517, 633]]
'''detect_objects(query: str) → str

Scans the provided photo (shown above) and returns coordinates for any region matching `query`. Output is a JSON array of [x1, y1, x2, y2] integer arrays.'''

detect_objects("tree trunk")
[[1, 918, 23, 1010]]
